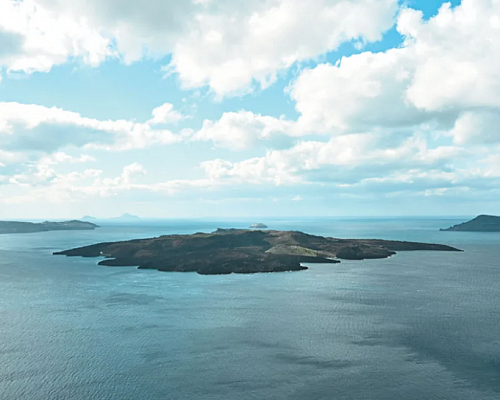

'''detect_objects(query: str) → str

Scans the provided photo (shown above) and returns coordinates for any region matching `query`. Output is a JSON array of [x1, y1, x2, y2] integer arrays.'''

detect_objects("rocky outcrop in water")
[[250, 223, 268, 229], [54, 229, 461, 275]]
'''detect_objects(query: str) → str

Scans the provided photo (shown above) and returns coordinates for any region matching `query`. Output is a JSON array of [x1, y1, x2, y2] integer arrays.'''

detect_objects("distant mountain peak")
[[112, 213, 141, 221]]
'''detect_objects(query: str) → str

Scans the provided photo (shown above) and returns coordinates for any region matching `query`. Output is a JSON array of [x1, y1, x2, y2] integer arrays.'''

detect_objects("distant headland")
[[54, 229, 462, 275], [0, 220, 99, 234], [441, 215, 500, 232]]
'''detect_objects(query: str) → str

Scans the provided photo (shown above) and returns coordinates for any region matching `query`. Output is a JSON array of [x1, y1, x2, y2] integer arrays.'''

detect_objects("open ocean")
[[1, 218, 499, 400]]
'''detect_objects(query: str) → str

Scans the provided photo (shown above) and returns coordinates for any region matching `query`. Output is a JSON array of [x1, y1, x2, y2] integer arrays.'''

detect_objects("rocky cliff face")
[[54, 229, 461, 275]]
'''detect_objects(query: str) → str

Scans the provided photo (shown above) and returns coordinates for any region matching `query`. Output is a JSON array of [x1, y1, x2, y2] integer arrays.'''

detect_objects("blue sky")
[[0, 0, 498, 219]]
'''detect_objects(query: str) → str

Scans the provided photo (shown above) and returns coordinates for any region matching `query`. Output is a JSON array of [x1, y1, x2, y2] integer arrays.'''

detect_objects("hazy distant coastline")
[[0, 220, 99, 234]]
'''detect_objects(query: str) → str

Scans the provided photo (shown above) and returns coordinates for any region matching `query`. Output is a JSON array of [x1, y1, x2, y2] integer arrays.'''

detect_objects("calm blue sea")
[[1, 218, 499, 400]]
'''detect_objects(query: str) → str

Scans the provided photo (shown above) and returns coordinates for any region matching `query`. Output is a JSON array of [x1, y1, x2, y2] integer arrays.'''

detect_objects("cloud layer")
[[2, 0, 500, 216]]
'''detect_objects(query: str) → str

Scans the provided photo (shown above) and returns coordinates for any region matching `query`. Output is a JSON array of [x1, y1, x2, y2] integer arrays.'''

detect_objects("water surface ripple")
[[1, 218, 499, 399]]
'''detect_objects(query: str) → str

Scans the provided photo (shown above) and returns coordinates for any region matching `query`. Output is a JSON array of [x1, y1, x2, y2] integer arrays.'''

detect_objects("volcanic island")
[[54, 228, 462, 275]]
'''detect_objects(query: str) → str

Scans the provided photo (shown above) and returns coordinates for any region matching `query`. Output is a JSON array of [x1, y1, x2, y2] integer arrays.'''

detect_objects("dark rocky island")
[[0, 220, 99, 234], [441, 215, 500, 232], [54, 229, 461, 275]]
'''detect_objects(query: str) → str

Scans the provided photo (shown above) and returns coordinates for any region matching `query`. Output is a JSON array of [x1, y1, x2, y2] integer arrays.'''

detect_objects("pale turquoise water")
[[1, 218, 499, 399]]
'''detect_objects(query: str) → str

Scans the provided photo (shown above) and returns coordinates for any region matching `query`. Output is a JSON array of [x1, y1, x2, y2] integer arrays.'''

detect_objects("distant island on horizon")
[[0, 220, 99, 234], [55, 228, 462, 275], [441, 215, 500, 232], [82, 213, 141, 222]]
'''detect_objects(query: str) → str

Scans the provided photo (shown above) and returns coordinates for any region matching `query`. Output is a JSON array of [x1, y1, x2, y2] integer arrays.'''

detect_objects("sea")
[[0, 217, 499, 400]]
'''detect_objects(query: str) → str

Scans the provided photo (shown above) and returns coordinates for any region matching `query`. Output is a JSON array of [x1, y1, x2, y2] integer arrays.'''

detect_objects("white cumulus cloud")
[[193, 111, 294, 150], [149, 103, 185, 125], [0, 0, 398, 97], [0, 102, 183, 152], [0, 0, 113, 74], [290, 0, 500, 143], [168, 0, 398, 97]]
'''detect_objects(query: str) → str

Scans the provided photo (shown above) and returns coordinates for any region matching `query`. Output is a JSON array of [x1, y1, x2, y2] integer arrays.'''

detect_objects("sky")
[[1, 0, 499, 219]]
